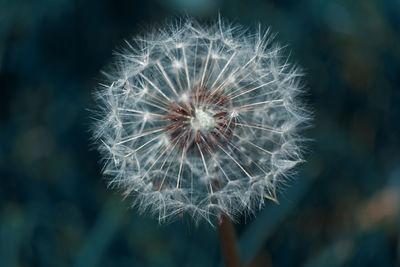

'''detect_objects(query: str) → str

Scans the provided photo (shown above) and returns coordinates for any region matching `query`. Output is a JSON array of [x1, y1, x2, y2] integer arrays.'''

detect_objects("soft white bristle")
[[92, 16, 310, 224]]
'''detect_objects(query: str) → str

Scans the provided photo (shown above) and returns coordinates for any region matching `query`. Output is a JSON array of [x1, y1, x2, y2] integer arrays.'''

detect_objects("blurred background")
[[1, 0, 399, 266]]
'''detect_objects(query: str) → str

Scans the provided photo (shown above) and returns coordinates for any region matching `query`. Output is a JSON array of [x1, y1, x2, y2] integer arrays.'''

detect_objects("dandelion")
[[93, 17, 310, 224]]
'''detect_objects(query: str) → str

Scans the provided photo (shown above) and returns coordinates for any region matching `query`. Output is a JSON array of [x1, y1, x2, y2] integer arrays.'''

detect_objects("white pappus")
[[92, 16, 310, 224]]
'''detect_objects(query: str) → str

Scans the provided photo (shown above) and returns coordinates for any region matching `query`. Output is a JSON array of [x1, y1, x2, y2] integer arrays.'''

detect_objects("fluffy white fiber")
[[93, 16, 310, 224]]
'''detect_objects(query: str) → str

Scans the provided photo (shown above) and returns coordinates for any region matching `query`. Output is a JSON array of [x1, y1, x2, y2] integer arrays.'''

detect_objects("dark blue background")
[[1, 0, 399, 266]]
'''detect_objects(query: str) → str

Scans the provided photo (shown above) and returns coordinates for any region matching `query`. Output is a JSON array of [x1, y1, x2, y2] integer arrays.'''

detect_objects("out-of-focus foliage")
[[0, 0, 399, 266]]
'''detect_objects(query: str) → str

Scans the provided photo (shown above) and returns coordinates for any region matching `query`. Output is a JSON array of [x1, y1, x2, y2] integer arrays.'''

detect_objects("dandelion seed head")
[[93, 16, 310, 224]]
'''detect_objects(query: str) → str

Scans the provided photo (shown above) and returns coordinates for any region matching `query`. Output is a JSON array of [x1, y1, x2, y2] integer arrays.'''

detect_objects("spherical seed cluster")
[[93, 17, 310, 224]]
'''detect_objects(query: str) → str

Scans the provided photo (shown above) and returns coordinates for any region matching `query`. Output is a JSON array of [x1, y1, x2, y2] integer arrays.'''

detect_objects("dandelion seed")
[[92, 17, 310, 224]]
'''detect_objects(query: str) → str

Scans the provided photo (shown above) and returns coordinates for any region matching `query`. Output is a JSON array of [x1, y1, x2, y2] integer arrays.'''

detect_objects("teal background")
[[1, 0, 399, 266]]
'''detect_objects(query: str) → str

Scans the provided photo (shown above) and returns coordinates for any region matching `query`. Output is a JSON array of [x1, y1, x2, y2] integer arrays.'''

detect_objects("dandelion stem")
[[218, 214, 242, 267]]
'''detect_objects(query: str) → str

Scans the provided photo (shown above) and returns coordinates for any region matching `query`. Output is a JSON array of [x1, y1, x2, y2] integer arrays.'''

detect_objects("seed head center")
[[191, 108, 215, 132]]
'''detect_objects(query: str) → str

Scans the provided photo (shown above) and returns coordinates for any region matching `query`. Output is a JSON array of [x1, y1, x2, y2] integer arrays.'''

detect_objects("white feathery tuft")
[[92, 16, 311, 224]]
